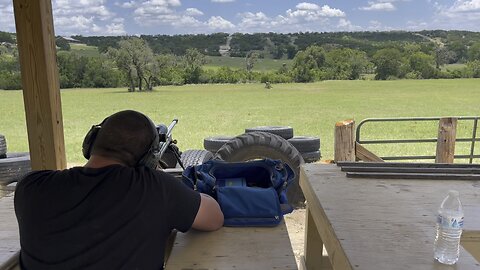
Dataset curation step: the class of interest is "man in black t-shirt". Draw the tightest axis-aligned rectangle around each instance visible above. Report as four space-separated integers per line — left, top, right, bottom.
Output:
14 110 224 270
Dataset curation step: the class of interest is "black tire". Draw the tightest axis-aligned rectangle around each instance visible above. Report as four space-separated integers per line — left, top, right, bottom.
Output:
0 134 6 158
180 150 214 168
203 136 235 153
245 126 294 140
215 131 305 207
301 151 321 163
287 136 320 153
0 152 31 185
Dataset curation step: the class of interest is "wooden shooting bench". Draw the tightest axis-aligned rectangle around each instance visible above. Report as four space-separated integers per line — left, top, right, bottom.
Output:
0 194 19 270
300 162 480 270
165 221 298 269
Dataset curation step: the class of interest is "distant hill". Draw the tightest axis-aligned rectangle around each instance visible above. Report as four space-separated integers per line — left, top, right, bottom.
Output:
2 30 480 61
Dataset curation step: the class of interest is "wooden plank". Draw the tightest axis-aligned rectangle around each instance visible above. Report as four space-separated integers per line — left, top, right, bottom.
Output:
13 0 66 170
346 172 480 180
436 117 457 164
165 221 298 270
0 196 20 270
334 120 355 162
337 161 480 169
301 163 480 269
355 142 384 162
341 166 480 174
304 208 327 270
300 167 353 270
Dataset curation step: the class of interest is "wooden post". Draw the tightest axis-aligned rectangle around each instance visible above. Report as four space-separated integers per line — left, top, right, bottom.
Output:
435 117 457 164
13 0 67 170
334 120 355 162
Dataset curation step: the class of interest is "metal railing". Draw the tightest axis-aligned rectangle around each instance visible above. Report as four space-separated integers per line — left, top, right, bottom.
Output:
356 117 480 163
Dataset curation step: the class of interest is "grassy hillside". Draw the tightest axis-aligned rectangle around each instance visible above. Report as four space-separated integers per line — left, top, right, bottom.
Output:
1 79 479 166
68 43 102 57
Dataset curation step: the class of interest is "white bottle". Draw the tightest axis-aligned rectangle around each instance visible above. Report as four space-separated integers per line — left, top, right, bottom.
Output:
433 190 464 265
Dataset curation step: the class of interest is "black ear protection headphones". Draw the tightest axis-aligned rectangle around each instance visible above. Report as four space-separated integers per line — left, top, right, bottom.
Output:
82 113 161 169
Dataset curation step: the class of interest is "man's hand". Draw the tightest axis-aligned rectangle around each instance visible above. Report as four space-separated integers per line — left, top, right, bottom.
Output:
191 193 224 231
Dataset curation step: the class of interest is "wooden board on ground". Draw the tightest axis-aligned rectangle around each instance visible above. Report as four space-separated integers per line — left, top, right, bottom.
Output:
0 195 20 270
165 221 298 270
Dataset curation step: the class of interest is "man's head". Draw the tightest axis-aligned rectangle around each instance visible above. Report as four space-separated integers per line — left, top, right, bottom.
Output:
82 110 160 167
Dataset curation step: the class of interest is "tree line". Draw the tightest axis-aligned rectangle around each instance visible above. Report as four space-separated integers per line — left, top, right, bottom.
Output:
1 31 480 90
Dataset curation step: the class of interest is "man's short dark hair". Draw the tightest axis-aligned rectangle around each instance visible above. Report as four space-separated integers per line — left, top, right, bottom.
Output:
91 110 155 166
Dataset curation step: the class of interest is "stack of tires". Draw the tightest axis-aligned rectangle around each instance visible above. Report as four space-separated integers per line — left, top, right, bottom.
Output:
0 134 31 186
204 126 321 163
203 126 321 207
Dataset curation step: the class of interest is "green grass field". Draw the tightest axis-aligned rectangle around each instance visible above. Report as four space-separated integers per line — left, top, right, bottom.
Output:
1 79 479 166
69 43 102 57
205 56 292 72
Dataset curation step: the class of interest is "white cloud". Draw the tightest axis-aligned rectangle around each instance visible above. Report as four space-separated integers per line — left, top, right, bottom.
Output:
337 18 362 31
118 1 137 8
133 0 182 26
442 0 480 14
296 2 320 10
435 0 480 29
211 0 235 2
366 20 394 31
360 2 397 11
185 8 204 16
55 15 95 33
53 0 114 20
236 4 347 33
207 16 235 30
286 4 345 21
172 16 203 28
0 2 15 32
238 12 270 28
105 22 127 35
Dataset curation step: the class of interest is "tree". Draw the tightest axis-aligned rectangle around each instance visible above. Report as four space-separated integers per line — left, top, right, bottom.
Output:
108 37 155 91
448 41 468 63
409 52 436 79
325 48 369 80
467 42 480 62
56 38 71 51
291 51 317 83
434 46 456 69
466 60 480 78
372 48 403 80
286 45 297 59
245 51 259 72
182 48 206 84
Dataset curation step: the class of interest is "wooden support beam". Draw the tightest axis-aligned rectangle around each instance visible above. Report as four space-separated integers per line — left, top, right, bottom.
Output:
13 0 66 170
334 120 355 163
355 142 384 162
435 117 457 164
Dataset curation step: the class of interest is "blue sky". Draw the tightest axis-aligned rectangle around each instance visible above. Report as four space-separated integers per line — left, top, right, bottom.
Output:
1 0 479 36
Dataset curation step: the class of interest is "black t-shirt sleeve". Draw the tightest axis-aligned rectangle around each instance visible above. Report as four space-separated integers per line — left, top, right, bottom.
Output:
160 172 201 232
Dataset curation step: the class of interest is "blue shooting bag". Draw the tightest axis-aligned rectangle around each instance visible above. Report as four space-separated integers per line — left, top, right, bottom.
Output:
182 159 295 227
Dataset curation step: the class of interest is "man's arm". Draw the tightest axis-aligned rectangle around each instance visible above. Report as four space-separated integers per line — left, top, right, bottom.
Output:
191 193 224 231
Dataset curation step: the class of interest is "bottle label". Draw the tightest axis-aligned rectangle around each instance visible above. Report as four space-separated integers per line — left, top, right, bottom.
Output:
437 214 464 229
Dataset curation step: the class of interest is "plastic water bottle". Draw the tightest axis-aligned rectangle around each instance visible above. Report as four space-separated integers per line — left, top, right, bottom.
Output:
433 190 464 265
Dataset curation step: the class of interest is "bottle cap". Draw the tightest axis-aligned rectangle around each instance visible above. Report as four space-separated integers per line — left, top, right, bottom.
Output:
448 190 459 197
